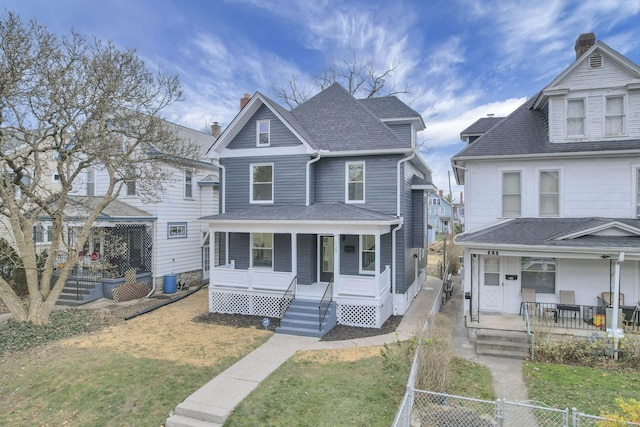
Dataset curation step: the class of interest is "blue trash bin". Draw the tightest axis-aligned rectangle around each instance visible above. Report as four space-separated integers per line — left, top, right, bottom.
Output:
163 274 177 294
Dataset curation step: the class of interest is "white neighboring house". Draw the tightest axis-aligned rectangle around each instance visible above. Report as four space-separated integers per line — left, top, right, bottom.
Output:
35 121 219 304
452 33 640 330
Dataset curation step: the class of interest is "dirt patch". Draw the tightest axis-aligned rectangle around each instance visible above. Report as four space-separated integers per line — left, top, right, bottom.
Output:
59 288 271 367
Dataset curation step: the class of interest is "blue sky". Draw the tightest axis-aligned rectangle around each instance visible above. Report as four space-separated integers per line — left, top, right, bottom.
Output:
4 0 640 196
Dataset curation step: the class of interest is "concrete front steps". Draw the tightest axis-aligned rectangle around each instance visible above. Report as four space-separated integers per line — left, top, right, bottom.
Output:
475 329 531 359
56 280 103 306
276 299 336 338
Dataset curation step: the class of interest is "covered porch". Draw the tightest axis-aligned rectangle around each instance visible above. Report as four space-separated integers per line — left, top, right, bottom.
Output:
202 203 400 328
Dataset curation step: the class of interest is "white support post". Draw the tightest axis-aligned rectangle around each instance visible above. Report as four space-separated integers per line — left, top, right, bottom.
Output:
291 233 297 278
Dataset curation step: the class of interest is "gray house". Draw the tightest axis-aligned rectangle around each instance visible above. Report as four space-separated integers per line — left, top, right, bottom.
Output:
202 83 435 336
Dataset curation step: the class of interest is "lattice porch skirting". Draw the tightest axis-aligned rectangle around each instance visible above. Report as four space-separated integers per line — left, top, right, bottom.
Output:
209 287 393 329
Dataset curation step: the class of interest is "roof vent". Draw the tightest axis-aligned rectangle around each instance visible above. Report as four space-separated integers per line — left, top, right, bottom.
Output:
588 54 603 68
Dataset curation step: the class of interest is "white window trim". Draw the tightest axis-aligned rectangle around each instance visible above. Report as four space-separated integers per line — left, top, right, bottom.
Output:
86 168 95 196
345 161 365 204
499 168 524 218
250 232 274 270
250 163 274 204
256 119 270 147
633 164 640 217
184 170 194 199
168 222 187 239
566 97 586 138
536 168 562 217
359 234 376 275
603 94 626 138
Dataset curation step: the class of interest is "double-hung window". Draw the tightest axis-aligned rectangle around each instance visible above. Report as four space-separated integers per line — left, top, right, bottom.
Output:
125 168 136 196
251 164 273 203
257 120 270 146
86 168 95 196
346 161 365 203
184 170 193 198
252 233 273 268
567 98 585 137
502 171 521 217
605 95 625 136
360 235 375 274
168 222 187 239
539 170 559 217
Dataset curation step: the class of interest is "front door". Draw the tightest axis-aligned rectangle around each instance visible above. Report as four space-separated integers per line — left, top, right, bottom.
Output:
480 256 504 312
320 236 334 282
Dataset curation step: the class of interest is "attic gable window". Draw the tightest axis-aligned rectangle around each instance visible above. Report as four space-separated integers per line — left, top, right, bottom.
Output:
256 120 270 146
605 95 625 136
566 98 585 137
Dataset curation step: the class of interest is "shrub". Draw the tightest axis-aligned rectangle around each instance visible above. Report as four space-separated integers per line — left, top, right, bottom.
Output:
381 336 417 375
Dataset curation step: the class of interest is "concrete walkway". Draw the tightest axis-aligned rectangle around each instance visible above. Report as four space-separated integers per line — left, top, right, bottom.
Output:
165 275 443 427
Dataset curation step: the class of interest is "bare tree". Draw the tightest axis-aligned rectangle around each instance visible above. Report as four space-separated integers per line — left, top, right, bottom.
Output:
0 13 199 324
275 48 410 107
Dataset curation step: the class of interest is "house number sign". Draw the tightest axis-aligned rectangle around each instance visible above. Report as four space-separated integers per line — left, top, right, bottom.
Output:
487 250 499 255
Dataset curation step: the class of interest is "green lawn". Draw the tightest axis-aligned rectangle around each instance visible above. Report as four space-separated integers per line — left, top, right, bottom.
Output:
524 362 640 415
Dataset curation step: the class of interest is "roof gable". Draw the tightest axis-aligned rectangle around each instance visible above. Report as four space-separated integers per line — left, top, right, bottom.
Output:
207 92 316 157
554 220 640 240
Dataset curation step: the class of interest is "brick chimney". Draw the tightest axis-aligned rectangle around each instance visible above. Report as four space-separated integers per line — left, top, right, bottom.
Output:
211 122 221 138
240 93 251 110
574 33 595 59
438 189 443 197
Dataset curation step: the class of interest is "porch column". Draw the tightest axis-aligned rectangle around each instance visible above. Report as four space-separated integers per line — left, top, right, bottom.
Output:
333 233 340 298
210 230 217 283
471 253 479 322
291 232 297 278
375 233 381 275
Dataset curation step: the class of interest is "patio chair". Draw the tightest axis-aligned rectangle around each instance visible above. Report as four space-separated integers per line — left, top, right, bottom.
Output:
556 290 580 323
601 292 625 307
520 288 537 315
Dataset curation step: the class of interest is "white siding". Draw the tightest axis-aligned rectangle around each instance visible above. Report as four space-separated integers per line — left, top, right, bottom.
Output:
465 156 639 230
555 54 633 91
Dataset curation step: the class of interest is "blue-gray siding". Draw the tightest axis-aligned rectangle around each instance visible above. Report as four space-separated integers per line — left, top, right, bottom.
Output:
387 123 412 144
229 232 250 269
315 155 401 215
340 235 359 275
412 190 425 248
222 155 309 211
215 232 227 266
274 233 291 272
227 104 302 149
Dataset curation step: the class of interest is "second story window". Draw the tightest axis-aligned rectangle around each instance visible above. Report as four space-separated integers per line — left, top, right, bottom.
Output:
251 163 273 203
567 98 585 137
539 170 559 217
125 168 136 196
257 120 270 146
86 168 95 196
605 95 625 136
184 170 193 198
502 171 521 217
346 161 365 203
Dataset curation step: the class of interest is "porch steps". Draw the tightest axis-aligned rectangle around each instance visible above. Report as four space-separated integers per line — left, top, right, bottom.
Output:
475 329 531 359
276 299 337 338
56 280 103 306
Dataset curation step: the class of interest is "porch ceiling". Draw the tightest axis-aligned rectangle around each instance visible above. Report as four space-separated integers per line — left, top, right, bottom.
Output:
455 217 640 256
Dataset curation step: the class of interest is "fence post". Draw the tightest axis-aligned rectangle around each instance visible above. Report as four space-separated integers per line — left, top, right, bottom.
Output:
495 398 503 426
571 407 577 427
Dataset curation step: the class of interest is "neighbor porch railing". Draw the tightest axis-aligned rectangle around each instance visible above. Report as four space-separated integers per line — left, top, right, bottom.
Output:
318 278 333 332
522 302 639 332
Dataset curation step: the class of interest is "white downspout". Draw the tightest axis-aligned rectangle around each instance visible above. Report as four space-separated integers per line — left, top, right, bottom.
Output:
145 220 156 297
391 152 416 314
218 163 226 214
306 153 321 206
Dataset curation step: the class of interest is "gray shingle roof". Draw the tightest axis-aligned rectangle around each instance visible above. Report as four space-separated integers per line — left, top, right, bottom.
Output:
39 197 156 221
259 93 318 149
453 95 640 160
358 96 422 120
200 202 399 223
460 117 504 136
291 83 410 151
455 217 640 250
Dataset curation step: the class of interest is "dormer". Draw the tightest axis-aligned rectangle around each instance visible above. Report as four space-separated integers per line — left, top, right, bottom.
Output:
534 33 640 144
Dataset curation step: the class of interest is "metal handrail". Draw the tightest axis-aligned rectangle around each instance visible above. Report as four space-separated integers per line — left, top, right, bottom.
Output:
318 278 333 332
522 303 535 361
279 275 297 318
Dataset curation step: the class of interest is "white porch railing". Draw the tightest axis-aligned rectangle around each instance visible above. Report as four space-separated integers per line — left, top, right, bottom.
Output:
212 263 391 300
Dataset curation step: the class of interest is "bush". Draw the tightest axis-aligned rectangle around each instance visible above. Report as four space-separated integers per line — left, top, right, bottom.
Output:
534 333 640 370
0 238 28 295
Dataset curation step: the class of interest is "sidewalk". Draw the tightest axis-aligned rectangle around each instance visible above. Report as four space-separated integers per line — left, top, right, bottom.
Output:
165 275 443 427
